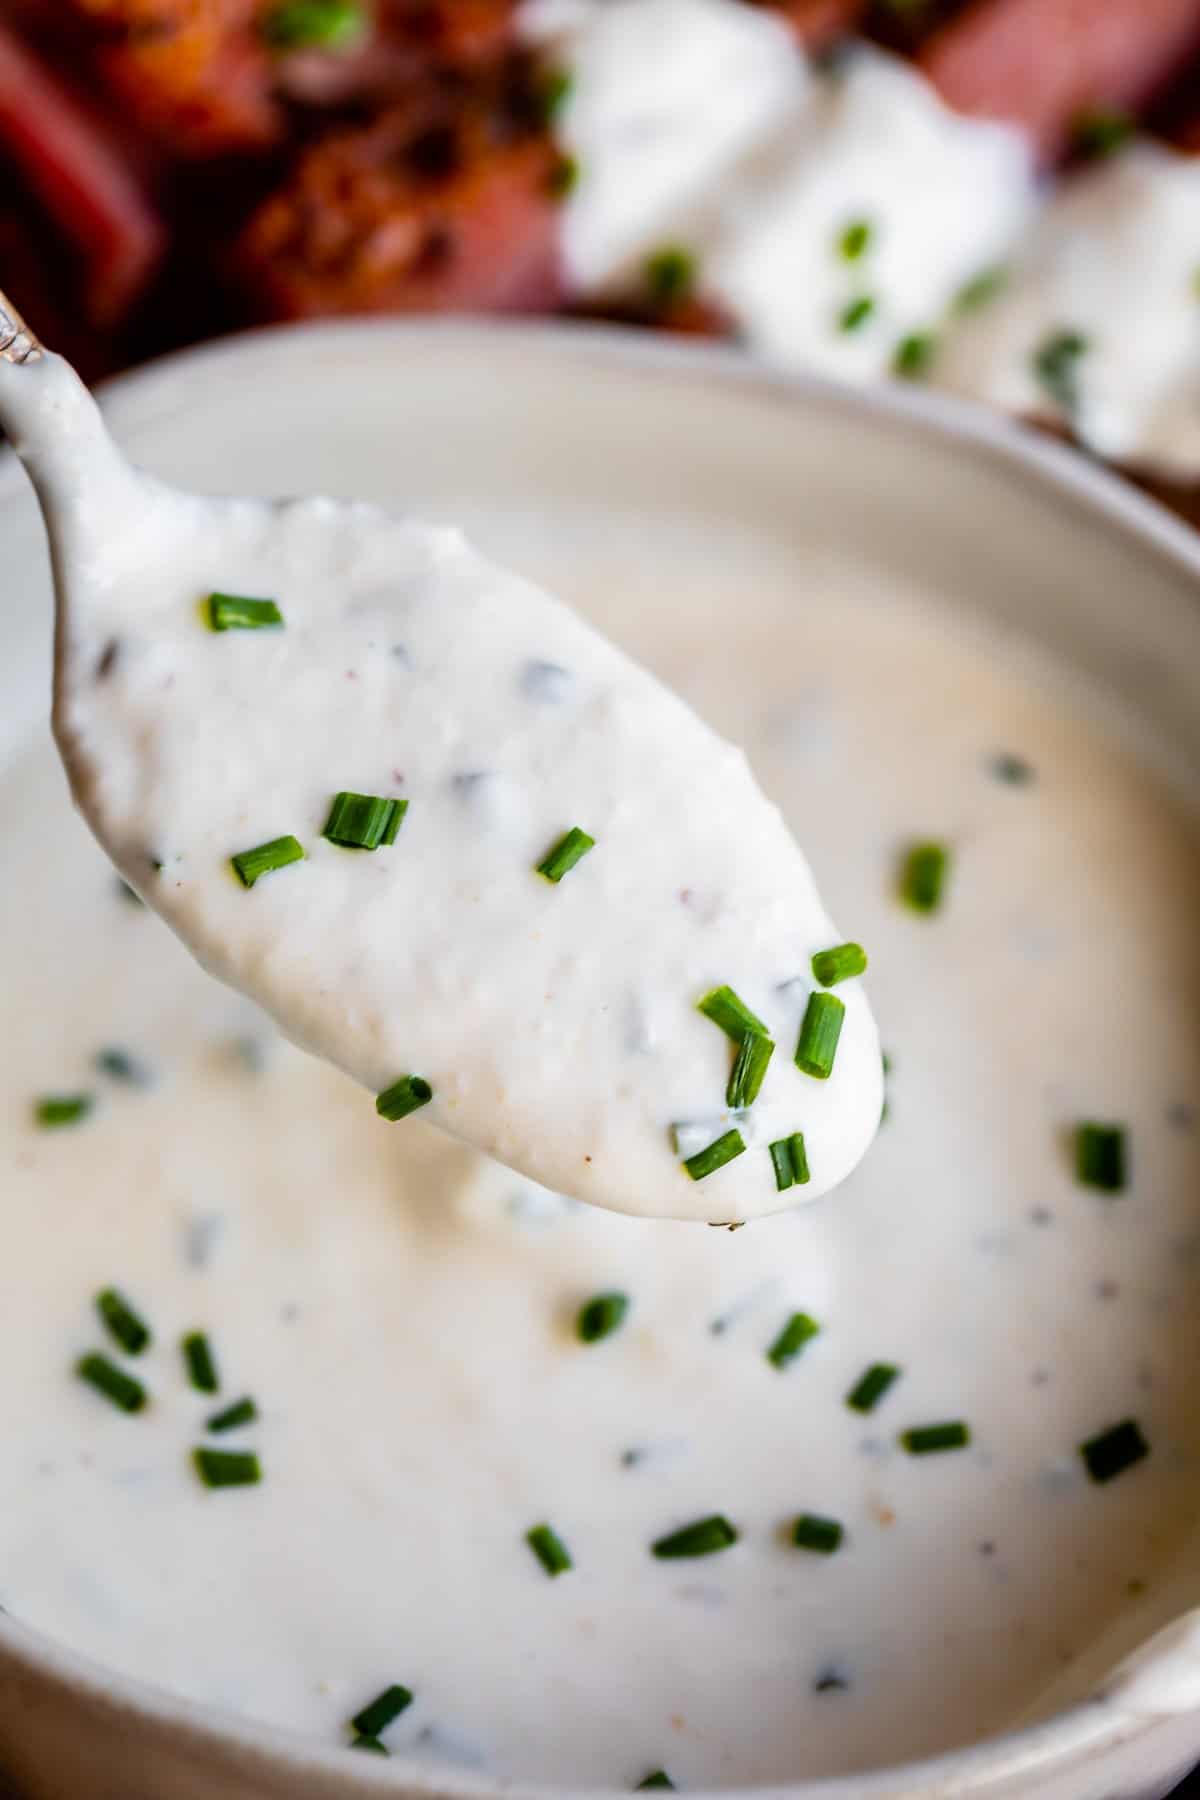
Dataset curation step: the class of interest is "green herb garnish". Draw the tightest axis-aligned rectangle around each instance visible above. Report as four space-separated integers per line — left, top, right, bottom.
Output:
899 840 949 913
231 836 305 888
767 1311 820 1370
76 1352 146 1414
35 1094 93 1128
682 1129 746 1182
322 791 407 851
837 218 873 262
97 1287 150 1356
182 1331 219 1394
768 1133 809 1192
726 1030 774 1109
697 986 769 1042
539 67 574 122
645 245 697 305
351 1737 389 1755
636 1773 675 1791
953 265 1008 314
838 295 875 333
548 153 580 198
193 1447 262 1488
794 992 844 1080
846 1362 900 1413
652 1515 738 1559
1072 107 1134 157
811 942 867 987
900 1421 970 1455
892 332 936 379
577 1292 629 1344
206 592 283 632
536 826 595 883
526 1522 573 1576
261 0 365 50
95 1047 151 1087
350 1684 414 1739
1079 1418 1148 1484
1075 1122 1126 1193
1032 328 1089 415
792 1512 843 1553
208 1396 257 1433
375 1075 433 1123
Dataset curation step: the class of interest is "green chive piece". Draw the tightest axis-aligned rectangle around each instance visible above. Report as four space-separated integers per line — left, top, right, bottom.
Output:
536 826 595 883
375 1075 433 1123
792 1512 844 1554
95 1047 151 1087
645 245 697 305
726 1030 774 1109
899 840 949 913
548 153 579 198
193 1447 262 1488
811 943 867 988
682 1129 746 1182
892 332 936 379
96 1288 151 1356
261 0 365 50
838 295 875 333
768 1133 810 1192
322 791 407 851
794 992 844 1080
34 1093 93 1129
207 1396 257 1434
540 67 573 123
76 1352 146 1414
697 986 769 1042
637 1774 675 1791
1079 1418 1148 1484
117 876 144 906
526 1523 573 1576
1032 328 1089 415
1072 107 1133 157
350 1684 414 1739
351 1737 389 1755
206 592 283 632
900 1421 970 1455
577 1292 630 1344
837 218 873 262
231 836 304 888
846 1362 900 1413
1075 1122 1126 1193
181 1331 219 1394
953 265 1008 315
651 1515 738 1559
767 1311 820 1370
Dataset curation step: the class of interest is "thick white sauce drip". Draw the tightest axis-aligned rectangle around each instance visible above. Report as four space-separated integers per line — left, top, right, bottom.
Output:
0 351 881 1224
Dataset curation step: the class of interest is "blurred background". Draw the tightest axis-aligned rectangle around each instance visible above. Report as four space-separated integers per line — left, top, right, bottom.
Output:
1 0 1198 524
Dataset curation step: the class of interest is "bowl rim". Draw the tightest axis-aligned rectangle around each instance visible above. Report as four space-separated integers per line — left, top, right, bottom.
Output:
1 315 1198 1800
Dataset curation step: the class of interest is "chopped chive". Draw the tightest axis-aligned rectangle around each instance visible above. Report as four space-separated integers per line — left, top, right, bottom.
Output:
794 992 844 1080
893 332 936 379
1075 1122 1126 1193
351 1737 389 1755
900 1421 970 1455
207 1396 257 1433
652 1515 738 1559
838 295 875 333
988 751 1035 785
768 1133 810 1193
526 1523 573 1576
181 1331 219 1394
1079 1418 1148 1484
351 1684 414 1739
116 877 144 906
645 245 697 305
1072 107 1133 157
261 0 365 50
637 1775 675 1791
697 986 769 1042
76 1352 146 1414
96 1288 150 1356
811 942 867 988
34 1093 93 1129
206 592 283 632
953 265 1008 314
577 1291 629 1344
94 1047 151 1087
322 791 407 851
375 1075 433 1122
548 153 579 198
1032 328 1089 415
899 840 949 913
682 1129 745 1182
792 1512 844 1554
726 1030 774 1109
539 67 573 123
230 835 304 888
837 217 873 262
846 1362 900 1413
193 1447 261 1488
536 826 595 883
767 1311 820 1370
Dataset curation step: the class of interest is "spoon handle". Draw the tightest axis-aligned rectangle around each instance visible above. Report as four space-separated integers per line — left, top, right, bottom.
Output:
0 289 43 365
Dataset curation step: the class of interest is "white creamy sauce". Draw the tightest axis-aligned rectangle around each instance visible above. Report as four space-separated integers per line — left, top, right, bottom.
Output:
934 142 1200 478
2 499 1200 1784
0 350 881 1224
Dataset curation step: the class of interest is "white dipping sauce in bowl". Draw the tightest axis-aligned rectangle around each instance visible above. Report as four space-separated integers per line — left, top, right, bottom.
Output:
1 325 1200 1797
